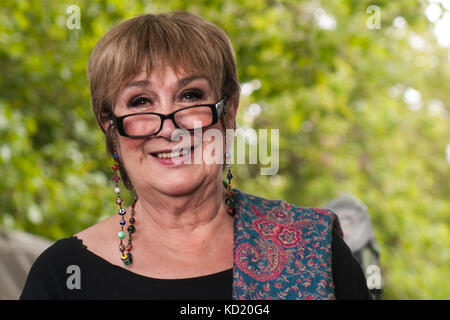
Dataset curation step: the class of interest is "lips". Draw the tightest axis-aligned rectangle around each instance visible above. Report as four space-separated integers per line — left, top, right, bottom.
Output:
150 145 198 159
154 148 190 159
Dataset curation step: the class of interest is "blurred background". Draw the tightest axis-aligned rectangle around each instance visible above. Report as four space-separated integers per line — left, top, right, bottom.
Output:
0 0 449 299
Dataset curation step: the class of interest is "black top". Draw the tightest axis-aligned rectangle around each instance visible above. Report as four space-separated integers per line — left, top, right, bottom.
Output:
20 229 372 300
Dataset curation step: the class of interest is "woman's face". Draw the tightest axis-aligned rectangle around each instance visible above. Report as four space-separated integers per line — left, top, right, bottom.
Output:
110 64 227 197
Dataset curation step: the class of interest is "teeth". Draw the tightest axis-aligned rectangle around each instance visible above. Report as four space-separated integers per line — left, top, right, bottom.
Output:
156 148 189 159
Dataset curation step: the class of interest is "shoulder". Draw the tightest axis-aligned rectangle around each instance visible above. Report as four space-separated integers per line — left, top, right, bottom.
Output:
20 237 83 299
73 216 110 249
232 187 343 238
30 237 83 268
20 215 115 300
331 228 373 299
73 214 117 265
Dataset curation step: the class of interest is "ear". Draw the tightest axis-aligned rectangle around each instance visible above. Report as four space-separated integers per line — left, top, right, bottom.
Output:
98 112 113 134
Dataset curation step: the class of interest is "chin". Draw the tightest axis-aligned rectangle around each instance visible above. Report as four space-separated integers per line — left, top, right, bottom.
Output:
129 156 221 196
151 169 205 195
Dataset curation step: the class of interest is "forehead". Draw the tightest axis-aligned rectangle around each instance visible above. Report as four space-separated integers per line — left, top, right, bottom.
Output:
123 65 211 90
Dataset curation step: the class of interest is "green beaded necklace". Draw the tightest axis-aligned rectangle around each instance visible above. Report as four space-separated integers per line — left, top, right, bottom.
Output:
112 137 136 266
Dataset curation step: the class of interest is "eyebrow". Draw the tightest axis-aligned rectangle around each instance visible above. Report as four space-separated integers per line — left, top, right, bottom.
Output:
124 75 209 90
124 80 150 88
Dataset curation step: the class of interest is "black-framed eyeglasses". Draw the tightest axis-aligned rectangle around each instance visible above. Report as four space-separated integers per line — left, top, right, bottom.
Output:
109 97 228 138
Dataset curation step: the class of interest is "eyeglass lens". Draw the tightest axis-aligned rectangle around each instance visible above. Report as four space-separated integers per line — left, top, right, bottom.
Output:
122 106 214 136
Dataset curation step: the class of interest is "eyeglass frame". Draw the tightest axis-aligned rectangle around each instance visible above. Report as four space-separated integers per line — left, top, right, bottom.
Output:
109 96 228 138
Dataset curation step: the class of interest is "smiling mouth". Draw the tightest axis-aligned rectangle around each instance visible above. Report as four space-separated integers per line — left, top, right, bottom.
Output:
150 145 197 159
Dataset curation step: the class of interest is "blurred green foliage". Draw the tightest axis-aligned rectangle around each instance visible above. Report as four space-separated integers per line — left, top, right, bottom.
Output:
0 0 449 299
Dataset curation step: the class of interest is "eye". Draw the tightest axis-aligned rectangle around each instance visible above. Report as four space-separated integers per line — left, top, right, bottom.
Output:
181 90 203 102
128 96 151 107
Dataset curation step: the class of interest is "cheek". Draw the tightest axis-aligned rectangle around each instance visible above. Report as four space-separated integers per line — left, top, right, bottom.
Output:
201 131 226 165
117 137 147 162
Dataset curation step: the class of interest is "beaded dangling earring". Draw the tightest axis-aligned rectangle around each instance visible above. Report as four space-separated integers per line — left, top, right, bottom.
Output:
224 151 235 216
111 122 137 266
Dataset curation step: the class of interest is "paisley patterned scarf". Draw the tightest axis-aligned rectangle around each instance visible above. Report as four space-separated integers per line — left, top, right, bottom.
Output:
231 188 343 300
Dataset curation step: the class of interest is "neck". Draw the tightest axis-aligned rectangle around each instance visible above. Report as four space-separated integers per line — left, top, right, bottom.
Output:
133 176 233 256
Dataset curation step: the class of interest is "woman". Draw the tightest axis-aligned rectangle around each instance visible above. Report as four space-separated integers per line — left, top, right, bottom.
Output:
20 11 371 300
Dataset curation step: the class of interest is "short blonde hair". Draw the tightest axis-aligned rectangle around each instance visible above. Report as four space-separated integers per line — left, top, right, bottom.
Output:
87 11 240 189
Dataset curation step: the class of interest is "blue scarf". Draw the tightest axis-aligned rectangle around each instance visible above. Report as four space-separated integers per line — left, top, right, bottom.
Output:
231 188 343 300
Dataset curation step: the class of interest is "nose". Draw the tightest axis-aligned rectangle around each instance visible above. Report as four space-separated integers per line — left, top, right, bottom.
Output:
154 113 178 140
